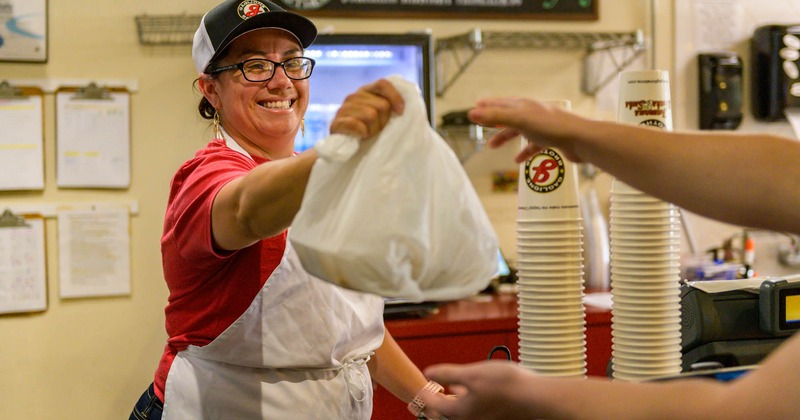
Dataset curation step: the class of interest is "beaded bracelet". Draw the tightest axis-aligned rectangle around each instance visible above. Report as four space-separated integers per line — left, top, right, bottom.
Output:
407 380 444 417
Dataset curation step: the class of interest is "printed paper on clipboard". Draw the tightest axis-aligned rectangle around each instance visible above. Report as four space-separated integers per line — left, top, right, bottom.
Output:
0 82 44 190
55 85 131 189
0 209 47 314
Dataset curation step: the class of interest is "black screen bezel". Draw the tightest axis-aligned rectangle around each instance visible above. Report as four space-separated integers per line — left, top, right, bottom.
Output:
307 33 436 128
778 287 800 331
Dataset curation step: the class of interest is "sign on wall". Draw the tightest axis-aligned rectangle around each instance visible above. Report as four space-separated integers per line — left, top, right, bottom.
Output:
274 0 598 20
0 0 47 62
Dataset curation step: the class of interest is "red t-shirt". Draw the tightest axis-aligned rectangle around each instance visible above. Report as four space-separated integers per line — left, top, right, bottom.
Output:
153 139 286 401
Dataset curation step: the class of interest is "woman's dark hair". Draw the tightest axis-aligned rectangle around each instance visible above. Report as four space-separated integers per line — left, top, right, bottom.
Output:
197 89 217 120
195 56 226 120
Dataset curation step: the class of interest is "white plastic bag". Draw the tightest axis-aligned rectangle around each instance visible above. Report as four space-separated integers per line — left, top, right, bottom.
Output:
289 76 499 301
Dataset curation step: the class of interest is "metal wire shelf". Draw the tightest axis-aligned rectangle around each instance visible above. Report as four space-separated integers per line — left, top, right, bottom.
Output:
435 28 646 96
438 124 500 163
135 14 202 45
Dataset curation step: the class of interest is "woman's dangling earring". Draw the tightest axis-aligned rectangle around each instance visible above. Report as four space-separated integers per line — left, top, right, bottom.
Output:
213 111 222 139
301 118 306 137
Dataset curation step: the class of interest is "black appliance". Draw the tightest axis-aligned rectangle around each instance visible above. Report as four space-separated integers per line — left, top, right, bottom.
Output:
680 282 788 372
698 52 743 130
751 24 800 121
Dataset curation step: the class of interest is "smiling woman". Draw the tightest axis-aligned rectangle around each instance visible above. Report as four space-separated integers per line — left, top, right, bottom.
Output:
128 1 441 419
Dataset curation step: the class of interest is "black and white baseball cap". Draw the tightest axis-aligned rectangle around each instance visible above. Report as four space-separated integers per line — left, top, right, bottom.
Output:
192 0 317 74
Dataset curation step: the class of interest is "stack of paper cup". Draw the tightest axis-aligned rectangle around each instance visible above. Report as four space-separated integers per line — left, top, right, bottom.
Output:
610 70 682 381
516 101 587 378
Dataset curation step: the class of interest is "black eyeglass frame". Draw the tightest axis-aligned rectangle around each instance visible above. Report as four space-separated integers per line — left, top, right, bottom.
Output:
208 57 316 82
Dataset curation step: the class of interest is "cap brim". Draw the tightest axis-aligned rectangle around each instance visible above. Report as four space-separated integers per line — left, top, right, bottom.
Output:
207 12 317 72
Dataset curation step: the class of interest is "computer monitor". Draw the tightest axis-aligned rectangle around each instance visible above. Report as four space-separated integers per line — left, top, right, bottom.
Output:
296 32 435 152
497 249 511 277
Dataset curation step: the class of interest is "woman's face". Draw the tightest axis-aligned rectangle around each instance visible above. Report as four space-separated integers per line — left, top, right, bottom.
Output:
204 28 309 158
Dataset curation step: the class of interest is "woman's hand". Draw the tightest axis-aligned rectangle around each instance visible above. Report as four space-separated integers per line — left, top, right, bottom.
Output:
329 78 405 140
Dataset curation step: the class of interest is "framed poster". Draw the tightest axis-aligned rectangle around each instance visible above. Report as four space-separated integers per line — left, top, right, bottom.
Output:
274 0 597 20
0 0 47 62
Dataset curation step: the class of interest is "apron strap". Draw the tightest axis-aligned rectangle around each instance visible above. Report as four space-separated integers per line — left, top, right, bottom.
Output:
339 352 373 403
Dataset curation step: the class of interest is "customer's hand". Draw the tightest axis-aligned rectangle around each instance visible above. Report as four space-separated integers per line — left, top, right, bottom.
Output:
422 393 457 420
421 361 541 420
330 78 405 140
468 97 589 164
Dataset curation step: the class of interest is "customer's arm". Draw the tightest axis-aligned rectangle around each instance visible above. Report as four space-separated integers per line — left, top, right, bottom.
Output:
423 332 800 420
469 97 800 234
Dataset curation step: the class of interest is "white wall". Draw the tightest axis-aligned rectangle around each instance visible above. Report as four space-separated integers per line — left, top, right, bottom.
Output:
5 1 789 418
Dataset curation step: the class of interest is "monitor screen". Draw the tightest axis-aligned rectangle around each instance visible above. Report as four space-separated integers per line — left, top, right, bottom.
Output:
296 33 435 153
780 287 800 330
497 249 511 277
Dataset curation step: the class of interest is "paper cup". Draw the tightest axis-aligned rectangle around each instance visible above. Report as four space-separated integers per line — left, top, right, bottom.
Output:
611 321 681 334
609 245 681 254
518 218 584 223
518 306 586 316
612 336 681 348
516 262 585 272
519 352 585 363
517 101 579 220
609 232 681 243
610 267 681 277
520 340 587 350
518 313 585 323
612 363 681 376
609 210 681 219
518 148 581 220
609 224 682 234
524 361 587 372
617 70 673 129
610 282 681 292
518 332 586 343
611 218 682 227
516 272 585 280
611 304 682 316
612 355 683 368
517 282 585 290
612 304 680 315
611 328 681 343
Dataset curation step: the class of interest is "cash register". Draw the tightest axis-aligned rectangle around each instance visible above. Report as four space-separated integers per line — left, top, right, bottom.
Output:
680 275 800 372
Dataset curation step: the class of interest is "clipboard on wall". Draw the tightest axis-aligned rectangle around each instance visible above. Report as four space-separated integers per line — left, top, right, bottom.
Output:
55 83 131 189
0 209 47 314
0 81 45 191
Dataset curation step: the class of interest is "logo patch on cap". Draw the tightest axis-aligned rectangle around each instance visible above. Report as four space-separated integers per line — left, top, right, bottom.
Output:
237 0 270 20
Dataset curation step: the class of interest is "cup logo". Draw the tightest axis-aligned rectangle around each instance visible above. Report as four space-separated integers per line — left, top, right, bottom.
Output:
238 0 269 19
624 100 669 117
524 149 565 193
641 119 666 129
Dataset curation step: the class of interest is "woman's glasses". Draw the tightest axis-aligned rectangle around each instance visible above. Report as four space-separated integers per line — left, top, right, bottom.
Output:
209 57 315 82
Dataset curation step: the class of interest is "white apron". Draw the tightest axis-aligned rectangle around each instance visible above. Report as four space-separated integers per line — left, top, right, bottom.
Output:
162 134 386 419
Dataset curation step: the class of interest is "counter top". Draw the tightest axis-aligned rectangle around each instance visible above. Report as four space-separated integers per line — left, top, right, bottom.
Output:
386 291 612 339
